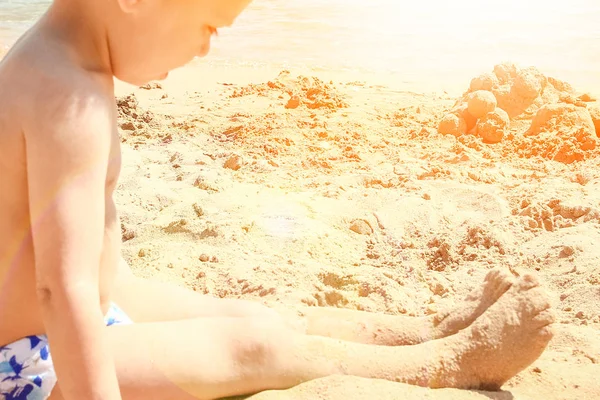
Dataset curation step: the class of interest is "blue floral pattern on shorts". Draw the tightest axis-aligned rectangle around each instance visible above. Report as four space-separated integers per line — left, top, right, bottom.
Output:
0 304 132 399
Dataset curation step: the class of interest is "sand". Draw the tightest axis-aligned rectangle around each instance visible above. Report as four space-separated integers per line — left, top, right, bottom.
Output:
113 62 600 400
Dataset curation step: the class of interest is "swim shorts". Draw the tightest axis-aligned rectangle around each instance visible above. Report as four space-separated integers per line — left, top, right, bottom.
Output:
0 303 132 399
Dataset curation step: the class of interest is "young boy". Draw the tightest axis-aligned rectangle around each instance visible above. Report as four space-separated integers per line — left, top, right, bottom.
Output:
0 0 554 399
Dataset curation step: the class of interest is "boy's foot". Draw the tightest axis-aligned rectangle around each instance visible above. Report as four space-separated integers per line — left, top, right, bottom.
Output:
431 268 515 336
421 273 554 390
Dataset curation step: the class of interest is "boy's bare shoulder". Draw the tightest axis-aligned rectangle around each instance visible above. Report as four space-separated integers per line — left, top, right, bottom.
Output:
0 35 115 142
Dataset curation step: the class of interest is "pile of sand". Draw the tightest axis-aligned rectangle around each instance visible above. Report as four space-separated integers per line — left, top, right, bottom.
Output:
518 103 598 163
116 94 169 144
229 70 349 110
438 63 600 163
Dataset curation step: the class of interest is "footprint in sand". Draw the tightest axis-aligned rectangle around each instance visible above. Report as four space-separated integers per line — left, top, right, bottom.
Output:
435 183 510 223
375 184 509 240
520 224 600 263
253 195 330 240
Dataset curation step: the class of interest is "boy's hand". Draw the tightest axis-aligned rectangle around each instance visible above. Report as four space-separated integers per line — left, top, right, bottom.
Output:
25 79 121 400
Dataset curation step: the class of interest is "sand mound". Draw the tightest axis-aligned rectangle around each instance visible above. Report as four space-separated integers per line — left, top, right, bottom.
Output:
438 113 467 136
229 70 349 110
514 104 598 163
527 104 595 136
468 90 497 119
437 63 600 163
117 94 156 130
476 108 510 144
116 94 169 144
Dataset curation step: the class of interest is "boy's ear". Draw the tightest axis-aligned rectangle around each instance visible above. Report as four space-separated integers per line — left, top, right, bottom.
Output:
115 0 144 13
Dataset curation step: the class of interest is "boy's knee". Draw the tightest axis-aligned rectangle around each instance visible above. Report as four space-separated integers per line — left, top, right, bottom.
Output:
229 317 294 370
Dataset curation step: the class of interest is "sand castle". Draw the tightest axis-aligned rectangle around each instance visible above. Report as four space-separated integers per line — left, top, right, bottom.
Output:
438 63 599 163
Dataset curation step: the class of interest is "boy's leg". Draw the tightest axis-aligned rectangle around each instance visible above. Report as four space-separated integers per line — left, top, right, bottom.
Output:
115 261 514 345
278 268 514 345
50 275 553 400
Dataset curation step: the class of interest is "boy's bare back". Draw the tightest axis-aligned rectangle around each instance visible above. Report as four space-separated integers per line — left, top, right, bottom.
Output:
0 27 122 346
0 23 126 399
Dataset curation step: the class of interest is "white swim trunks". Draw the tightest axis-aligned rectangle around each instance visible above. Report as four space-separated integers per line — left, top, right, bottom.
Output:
0 303 132 400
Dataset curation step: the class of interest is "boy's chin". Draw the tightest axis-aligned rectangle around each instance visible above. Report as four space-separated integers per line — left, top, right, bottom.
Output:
118 72 169 87
141 72 169 84
146 72 169 83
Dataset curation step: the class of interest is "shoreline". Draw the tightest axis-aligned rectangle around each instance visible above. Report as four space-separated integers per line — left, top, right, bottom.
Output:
2 34 599 96
116 58 600 100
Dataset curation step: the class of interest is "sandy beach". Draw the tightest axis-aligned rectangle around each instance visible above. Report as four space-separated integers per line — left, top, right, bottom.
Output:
0 0 598 398
110 61 600 399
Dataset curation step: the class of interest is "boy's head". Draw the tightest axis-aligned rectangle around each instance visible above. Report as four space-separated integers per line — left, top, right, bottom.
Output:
78 0 253 85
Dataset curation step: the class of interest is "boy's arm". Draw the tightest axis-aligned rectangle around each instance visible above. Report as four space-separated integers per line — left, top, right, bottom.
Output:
25 90 121 400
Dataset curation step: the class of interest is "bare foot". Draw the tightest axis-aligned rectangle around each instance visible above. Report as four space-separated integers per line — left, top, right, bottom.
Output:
431 268 515 337
419 273 554 390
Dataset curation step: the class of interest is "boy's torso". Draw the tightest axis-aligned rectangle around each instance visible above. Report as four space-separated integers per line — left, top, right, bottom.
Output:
0 30 122 346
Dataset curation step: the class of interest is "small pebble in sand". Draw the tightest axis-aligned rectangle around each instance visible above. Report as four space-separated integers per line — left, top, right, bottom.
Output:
199 254 210 262
559 246 576 258
349 219 373 235
210 256 219 263
285 95 301 109
167 263 174 269
224 155 243 171
140 82 163 90
468 90 497 118
438 113 467 136
121 223 136 242
193 203 205 218
476 108 510 144
120 121 136 131
469 73 499 92
138 249 146 257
